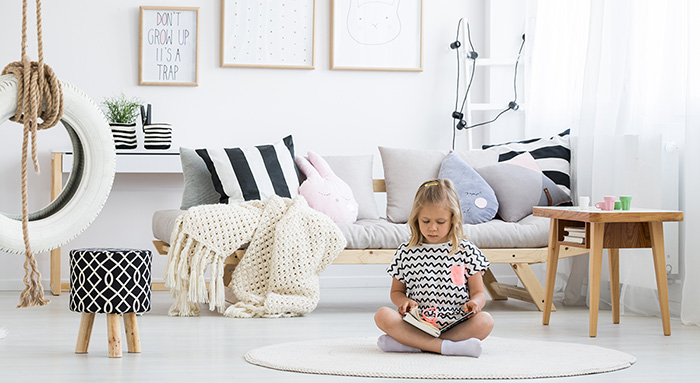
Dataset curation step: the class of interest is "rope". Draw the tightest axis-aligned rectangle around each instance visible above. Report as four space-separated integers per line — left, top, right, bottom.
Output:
2 0 64 308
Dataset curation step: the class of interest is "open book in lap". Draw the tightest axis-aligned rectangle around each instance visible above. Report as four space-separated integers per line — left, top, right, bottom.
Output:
403 307 473 337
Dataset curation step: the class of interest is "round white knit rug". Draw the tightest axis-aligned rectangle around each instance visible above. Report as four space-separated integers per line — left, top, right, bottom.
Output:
245 337 636 379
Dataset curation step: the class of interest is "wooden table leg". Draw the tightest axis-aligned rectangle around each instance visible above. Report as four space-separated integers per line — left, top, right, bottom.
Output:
609 248 620 324
588 222 605 337
542 218 561 325
649 221 671 336
50 152 63 296
107 314 122 358
123 313 141 353
75 313 95 354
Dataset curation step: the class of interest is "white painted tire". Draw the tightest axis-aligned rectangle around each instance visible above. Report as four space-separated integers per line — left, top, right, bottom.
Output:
0 74 115 254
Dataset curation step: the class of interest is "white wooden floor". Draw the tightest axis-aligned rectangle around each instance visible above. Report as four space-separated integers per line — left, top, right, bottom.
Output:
1 288 698 382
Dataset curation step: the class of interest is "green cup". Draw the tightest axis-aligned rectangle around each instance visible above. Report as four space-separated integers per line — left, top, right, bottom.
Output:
620 196 632 210
614 201 622 210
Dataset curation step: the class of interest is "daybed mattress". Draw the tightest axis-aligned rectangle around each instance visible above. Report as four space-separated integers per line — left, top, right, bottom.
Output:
152 210 550 250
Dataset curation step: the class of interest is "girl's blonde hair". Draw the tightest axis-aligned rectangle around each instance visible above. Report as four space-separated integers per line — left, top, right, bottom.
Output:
407 179 464 254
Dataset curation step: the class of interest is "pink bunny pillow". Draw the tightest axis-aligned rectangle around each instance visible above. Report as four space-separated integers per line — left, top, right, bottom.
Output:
296 151 359 223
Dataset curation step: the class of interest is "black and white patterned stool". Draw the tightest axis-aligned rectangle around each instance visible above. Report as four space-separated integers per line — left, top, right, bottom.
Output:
69 248 152 358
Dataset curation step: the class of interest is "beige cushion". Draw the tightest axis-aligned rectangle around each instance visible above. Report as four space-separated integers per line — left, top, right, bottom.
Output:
379 147 498 223
323 155 380 220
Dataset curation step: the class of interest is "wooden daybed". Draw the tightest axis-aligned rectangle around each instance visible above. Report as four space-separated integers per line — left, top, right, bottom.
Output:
152 179 588 312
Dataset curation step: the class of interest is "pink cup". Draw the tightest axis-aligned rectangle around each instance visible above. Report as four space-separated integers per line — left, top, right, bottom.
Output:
595 196 616 211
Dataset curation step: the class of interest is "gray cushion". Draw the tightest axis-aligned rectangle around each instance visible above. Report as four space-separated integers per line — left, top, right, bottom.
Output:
323 155 380 220
334 216 550 249
476 163 571 222
152 209 186 244
179 147 220 210
439 151 498 224
379 147 498 223
153 210 550 250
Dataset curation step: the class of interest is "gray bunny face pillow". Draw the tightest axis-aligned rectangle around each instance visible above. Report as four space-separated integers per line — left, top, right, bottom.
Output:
296 151 359 223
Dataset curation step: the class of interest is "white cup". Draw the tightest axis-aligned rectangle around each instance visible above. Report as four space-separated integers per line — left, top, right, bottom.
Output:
578 196 590 209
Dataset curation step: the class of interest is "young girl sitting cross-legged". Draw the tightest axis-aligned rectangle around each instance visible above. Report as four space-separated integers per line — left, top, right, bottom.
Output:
374 178 494 357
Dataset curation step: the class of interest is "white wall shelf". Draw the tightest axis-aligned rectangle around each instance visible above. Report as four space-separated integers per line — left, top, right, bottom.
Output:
59 150 182 174
48 150 182 295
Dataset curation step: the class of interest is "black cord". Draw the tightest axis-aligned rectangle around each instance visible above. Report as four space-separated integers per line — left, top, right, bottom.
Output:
458 22 476 116
464 108 511 130
512 35 525 104
452 18 463 150
451 24 526 140
464 35 525 129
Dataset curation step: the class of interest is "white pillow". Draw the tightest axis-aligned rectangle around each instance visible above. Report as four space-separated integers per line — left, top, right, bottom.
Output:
323 155 380 220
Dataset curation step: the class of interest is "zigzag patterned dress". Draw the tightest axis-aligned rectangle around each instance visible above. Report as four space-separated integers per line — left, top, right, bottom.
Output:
387 239 490 329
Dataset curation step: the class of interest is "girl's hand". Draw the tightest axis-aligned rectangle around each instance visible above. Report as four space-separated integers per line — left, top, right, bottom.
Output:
463 300 480 317
398 299 418 316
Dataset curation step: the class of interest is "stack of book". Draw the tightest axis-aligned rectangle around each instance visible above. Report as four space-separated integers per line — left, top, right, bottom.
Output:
563 226 586 244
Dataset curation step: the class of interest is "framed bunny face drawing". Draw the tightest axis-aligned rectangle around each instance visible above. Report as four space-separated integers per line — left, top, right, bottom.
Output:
330 0 423 71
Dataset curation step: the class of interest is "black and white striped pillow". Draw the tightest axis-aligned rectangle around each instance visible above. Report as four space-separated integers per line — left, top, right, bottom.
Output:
482 129 571 196
195 135 299 204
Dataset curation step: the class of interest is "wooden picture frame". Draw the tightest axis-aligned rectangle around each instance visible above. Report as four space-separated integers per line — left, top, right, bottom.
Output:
220 0 316 69
139 6 199 86
330 0 423 71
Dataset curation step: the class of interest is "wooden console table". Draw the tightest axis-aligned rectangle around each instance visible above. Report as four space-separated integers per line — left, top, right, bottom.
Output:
50 150 181 295
533 206 683 337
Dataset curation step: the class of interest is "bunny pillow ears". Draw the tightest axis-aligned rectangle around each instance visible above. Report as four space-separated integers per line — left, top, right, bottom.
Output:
296 152 359 224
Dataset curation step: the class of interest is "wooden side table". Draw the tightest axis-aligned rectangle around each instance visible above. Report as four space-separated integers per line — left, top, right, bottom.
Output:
533 206 683 337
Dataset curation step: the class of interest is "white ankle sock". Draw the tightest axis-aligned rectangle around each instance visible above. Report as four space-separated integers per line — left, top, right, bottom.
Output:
377 334 421 353
440 338 482 357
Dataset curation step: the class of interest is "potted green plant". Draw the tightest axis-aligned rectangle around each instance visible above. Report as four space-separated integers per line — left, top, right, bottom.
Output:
102 93 141 149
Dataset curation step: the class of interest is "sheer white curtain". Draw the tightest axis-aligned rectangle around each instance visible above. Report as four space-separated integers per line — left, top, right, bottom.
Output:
526 0 698 322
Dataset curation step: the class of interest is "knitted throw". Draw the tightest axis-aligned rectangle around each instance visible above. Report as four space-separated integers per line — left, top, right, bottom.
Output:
165 195 346 317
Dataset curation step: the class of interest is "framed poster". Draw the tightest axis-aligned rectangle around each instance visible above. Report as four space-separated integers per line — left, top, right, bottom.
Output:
139 6 199 86
220 0 316 69
331 0 423 71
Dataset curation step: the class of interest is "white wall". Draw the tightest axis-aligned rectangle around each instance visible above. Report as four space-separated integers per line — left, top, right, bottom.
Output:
0 0 493 289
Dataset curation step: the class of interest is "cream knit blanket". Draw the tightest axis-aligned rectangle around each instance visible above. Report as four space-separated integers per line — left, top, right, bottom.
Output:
164 195 346 317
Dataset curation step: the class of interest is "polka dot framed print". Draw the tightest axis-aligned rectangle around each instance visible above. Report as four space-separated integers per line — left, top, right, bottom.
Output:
220 0 316 69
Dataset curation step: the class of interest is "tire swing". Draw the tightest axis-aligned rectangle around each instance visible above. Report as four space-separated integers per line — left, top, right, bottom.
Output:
1 0 115 308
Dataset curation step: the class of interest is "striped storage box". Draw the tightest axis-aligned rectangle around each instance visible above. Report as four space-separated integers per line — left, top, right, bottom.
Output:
110 123 137 150
143 123 172 150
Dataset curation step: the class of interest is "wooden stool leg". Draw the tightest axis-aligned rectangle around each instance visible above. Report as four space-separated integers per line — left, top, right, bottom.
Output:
123 313 141 353
107 314 122 358
75 313 95 354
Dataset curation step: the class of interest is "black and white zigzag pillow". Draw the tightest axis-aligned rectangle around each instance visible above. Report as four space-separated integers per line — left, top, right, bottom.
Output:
196 135 299 204
482 129 571 196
